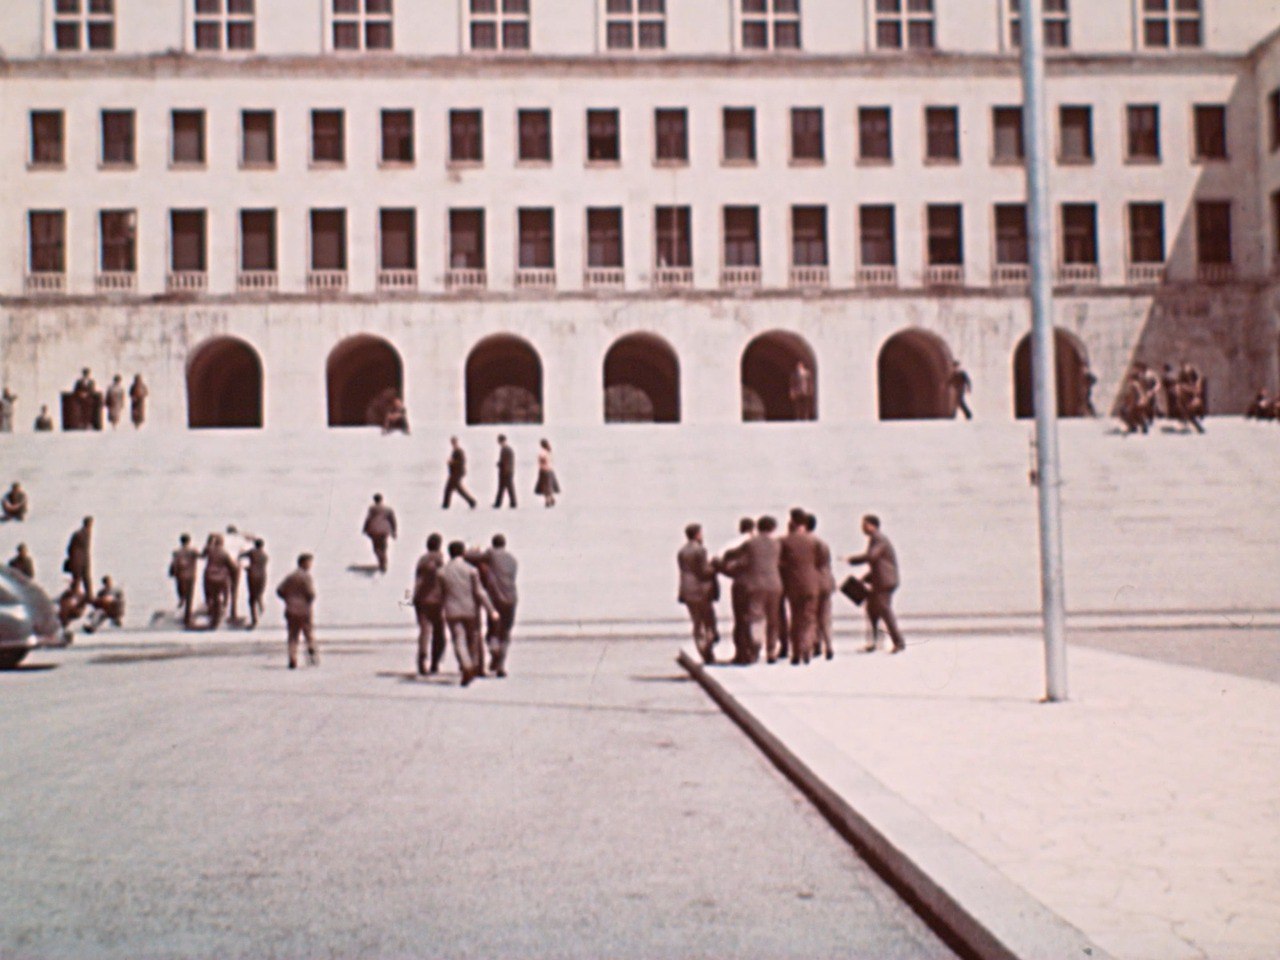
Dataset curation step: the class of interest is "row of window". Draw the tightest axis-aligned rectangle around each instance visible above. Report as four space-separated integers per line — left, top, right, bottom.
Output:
21 199 1242 295
24 101 1235 172
49 0 1206 54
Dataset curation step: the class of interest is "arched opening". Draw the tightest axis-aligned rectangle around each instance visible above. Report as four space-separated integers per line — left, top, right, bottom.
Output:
1013 329 1089 418
741 331 818 422
465 334 543 425
603 333 681 423
326 335 404 427
877 329 955 420
187 336 263 429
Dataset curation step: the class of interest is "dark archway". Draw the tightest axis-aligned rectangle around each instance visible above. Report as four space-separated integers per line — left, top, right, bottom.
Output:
1014 329 1089 418
741 331 818 422
603 333 681 423
466 334 543 425
326 335 404 427
878 329 955 420
187 336 263 428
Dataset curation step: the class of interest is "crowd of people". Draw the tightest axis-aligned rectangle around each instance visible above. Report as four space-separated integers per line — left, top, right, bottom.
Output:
442 435 559 510
0 371 147 433
1245 389 1280 422
678 509 905 666
1119 361 1207 435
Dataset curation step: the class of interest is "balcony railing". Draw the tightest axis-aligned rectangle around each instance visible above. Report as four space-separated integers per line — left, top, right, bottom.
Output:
1198 263 1235 284
307 270 348 293
24 273 66 295
446 268 487 291
653 266 694 290
378 269 418 291
515 268 556 290
1058 263 1100 285
992 263 1030 286
856 265 897 288
584 267 625 290
166 271 208 293
923 264 964 287
790 265 829 289
1127 262 1165 286
95 271 136 293
237 270 278 292
721 265 761 289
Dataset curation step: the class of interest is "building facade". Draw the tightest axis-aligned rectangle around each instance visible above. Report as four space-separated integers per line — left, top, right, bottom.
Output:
2 0 1280 430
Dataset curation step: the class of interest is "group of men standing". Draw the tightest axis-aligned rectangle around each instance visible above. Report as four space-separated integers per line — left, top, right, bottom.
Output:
678 510 905 666
168 528 269 630
1121 361 1206 435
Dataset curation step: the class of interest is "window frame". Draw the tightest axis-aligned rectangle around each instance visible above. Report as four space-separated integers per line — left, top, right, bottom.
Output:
449 109 485 165
52 0 116 52
872 0 935 52
923 105 960 164
169 208 208 273
721 107 757 165
1141 0 1202 49
1124 103 1161 164
738 0 802 53
310 109 347 167
192 0 257 53
99 108 136 168
28 209 67 275
29 110 66 168
1126 201 1165 266
603 0 667 51
308 208 349 272
654 108 689 165
991 106 1025 165
859 204 897 268
467 0 531 52
170 109 208 168
517 207 556 270
857 106 893 165
722 205 762 269
378 207 418 271
789 107 824 164
517 108 553 164
586 108 621 165
586 207 624 269
379 108 415 166
240 109 277 168
1057 104 1094 165
1191 104 1228 162
98 208 138 274
448 208 487 270
238 208 278 272
330 0 395 52
1059 202 1098 266
1007 0 1070 51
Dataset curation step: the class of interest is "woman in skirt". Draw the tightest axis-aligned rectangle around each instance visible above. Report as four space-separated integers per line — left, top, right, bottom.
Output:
534 438 559 507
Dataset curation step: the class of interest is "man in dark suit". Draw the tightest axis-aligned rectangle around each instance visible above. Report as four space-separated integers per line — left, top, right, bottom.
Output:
362 493 398 573
442 436 477 509
168 533 199 629
677 524 718 664
716 517 757 664
806 513 837 660
472 534 519 677
725 515 783 664
846 514 905 654
412 533 446 676
241 539 269 629
779 508 823 665
493 435 517 508
277 553 318 669
65 516 93 596
2 483 28 522
201 533 238 629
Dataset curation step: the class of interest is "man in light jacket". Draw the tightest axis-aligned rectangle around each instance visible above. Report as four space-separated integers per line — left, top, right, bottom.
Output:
440 540 496 686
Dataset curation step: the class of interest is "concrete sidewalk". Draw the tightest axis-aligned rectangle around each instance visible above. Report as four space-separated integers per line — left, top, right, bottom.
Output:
680 635 1280 960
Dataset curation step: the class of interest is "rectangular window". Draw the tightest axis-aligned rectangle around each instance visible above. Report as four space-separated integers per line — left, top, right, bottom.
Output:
926 204 963 265
1058 105 1093 163
380 109 414 163
240 209 277 270
741 0 801 51
1193 104 1227 160
654 108 688 163
170 210 207 272
1270 90 1280 153
310 209 347 270
241 110 275 165
858 107 892 162
379 208 416 270
469 0 530 50
101 109 135 166
54 0 115 50
311 109 345 164
1061 203 1097 264
449 209 485 268
333 0 394 51
992 106 1024 162
1126 104 1160 161
194 0 256 51
1128 203 1164 264
791 206 827 267
587 207 623 268
860 205 896 266
723 108 756 163
30 111 65 166
605 0 666 50
518 208 554 268
171 110 206 165
1196 201 1231 265
723 206 760 267
655 206 692 268
518 109 551 162
1009 0 1069 49
924 106 959 162
790 107 824 162
874 0 935 50
450 110 483 163
1142 0 1201 48
995 204 1028 264
587 109 620 162
99 209 136 272
28 211 66 273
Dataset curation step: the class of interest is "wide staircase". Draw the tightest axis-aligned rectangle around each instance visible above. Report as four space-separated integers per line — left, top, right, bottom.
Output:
2 417 1277 635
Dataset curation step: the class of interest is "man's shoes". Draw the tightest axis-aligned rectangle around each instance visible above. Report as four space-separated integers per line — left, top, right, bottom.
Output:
306 649 319 666
460 668 476 687
495 668 507 678
417 658 428 677
859 643 877 654
288 659 297 670
825 649 834 661
891 644 906 655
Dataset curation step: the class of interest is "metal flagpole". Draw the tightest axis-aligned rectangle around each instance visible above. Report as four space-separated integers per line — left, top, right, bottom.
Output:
1018 0 1068 701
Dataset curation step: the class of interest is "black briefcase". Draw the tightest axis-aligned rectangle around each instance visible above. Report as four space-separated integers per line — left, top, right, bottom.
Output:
840 575 868 607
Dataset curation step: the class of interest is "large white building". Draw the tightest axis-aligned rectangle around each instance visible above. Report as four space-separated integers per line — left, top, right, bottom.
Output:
2 0 1280 430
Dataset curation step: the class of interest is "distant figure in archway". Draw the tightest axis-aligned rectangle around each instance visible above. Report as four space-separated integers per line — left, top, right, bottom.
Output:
789 361 815 421
741 332 818 422
949 360 973 420
1081 365 1098 417
327 335 403 428
878 330 955 420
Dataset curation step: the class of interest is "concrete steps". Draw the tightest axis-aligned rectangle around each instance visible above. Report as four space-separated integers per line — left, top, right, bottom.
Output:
1 418 1277 632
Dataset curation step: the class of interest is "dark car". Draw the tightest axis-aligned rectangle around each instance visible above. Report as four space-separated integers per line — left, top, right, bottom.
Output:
0 567 65 669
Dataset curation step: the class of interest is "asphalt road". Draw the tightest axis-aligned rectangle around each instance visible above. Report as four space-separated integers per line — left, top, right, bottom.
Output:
0 638 956 960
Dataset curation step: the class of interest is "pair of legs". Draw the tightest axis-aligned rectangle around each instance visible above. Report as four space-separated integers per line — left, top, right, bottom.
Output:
69 565 91 597
486 601 517 676
246 576 266 628
865 588 906 653
415 603 446 675
730 582 755 664
748 588 783 663
175 577 195 628
443 478 477 509
814 591 834 660
684 599 718 664
447 616 484 685
494 475 517 508
369 534 390 573
786 593 818 665
286 613 318 668
204 580 229 628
